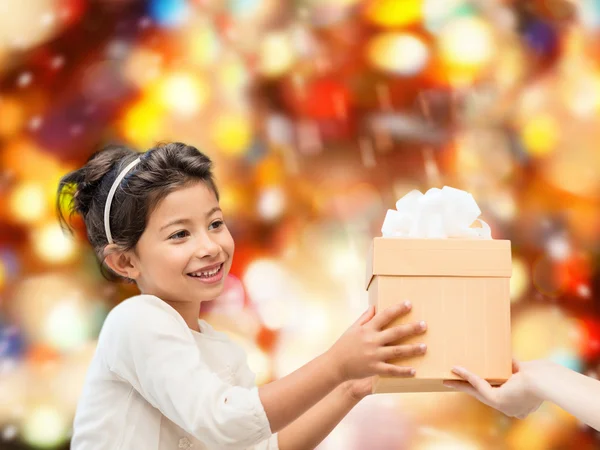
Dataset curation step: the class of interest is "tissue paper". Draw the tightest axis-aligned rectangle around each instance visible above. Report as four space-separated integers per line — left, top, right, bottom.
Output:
381 186 491 239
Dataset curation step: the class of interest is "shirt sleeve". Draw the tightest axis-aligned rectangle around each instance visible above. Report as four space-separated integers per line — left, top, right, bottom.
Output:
100 296 273 450
232 344 279 450
248 434 279 450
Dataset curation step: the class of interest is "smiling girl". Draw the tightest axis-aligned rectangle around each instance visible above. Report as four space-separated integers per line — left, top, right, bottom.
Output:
57 142 427 450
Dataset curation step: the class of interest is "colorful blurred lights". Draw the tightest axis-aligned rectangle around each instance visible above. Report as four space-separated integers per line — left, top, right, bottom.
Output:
2 425 18 441
549 349 583 373
423 0 472 33
580 0 600 30
22 406 68 448
211 113 253 156
413 433 480 450
510 258 529 303
258 32 296 77
0 262 5 290
0 97 25 137
121 98 164 148
32 222 77 264
188 26 220 67
228 0 264 19
218 57 250 96
243 259 295 329
547 235 571 261
438 17 495 79
43 300 91 352
367 32 429 76
157 73 210 117
512 306 582 361
123 48 163 88
257 187 286 221
10 182 47 224
245 344 271 386
364 0 422 28
149 0 189 27
521 114 559 156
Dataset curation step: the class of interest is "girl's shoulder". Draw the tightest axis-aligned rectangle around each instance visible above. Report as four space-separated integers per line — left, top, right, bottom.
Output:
196 319 234 342
100 294 189 339
110 293 181 319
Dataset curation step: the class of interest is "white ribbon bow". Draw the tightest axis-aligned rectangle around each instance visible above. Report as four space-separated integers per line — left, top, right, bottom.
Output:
381 186 492 239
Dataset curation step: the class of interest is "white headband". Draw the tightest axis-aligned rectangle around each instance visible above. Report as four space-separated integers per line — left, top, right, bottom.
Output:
104 157 142 244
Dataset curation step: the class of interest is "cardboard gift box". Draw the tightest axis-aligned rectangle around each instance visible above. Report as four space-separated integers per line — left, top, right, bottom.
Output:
365 237 513 393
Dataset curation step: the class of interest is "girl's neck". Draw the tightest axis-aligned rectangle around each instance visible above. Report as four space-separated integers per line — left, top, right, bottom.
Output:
162 298 202 333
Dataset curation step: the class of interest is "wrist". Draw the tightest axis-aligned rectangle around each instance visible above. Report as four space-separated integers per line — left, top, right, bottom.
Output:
322 348 347 386
340 380 365 404
520 359 556 399
324 347 348 384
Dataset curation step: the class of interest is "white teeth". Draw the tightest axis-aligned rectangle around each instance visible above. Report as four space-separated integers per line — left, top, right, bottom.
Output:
190 264 221 278
201 267 219 276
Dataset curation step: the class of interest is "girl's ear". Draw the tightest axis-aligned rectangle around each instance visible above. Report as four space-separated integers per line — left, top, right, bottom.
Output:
103 244 140 280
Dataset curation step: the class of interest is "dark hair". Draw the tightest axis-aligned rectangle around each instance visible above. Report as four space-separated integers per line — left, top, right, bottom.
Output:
57 142 219 282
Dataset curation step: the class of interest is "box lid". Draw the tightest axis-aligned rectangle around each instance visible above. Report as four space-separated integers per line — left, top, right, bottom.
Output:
365 238 512 290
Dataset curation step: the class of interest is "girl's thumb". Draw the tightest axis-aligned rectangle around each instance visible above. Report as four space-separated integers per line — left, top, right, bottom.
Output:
355 305 376 326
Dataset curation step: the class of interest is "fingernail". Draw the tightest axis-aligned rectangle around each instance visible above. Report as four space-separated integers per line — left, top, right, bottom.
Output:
419 321 427 330
410 368 416 376
419 344 427 352
443 382 454 388
403 300 411 308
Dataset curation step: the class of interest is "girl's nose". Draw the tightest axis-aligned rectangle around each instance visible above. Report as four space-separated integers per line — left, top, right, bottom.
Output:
196 234 220 258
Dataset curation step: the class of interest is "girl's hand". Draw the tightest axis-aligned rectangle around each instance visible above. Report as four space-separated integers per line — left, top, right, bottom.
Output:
328 302 427 382
444 360 544 419
342 377 375 402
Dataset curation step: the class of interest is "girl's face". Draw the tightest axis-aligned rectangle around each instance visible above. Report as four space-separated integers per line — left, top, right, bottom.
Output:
131 182 234 304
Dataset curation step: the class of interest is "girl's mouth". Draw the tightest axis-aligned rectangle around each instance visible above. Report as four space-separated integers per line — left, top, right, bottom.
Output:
187 263 224 284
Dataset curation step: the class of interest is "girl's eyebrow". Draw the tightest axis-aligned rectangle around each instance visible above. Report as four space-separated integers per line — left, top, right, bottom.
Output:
206 206 222 217
159 207 222 232
159 218 191 232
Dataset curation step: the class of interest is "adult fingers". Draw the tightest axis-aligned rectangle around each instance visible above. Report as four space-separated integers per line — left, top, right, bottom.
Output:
451 366 496 404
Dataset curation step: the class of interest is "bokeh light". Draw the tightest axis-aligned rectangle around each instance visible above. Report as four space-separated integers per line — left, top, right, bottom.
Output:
520 114 559 156
21 406 69 449
43 300 93 352
438 16 496 82
121 97 165 148
364 0 422 28
243 259 299 329
257 31 296 77
10 274 96 349
0 0 62 52
512 306 582 361
155 72 210 117
123 47 163 88
367 32 430 76
423 0 472 33
210 112 253 156
257 186 286 221
217 54 250 98
187 25 220 67
0 97 25 137
510 258 529 303
32 222 78 264
149 0 189 27
0 261 6 290
10 183 48 225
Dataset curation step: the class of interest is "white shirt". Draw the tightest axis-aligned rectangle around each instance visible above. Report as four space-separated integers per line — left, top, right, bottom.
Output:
71 294 279 450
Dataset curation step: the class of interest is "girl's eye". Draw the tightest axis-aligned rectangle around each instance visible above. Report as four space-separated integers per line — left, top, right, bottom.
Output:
209 220 224 230
169 230 190 240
